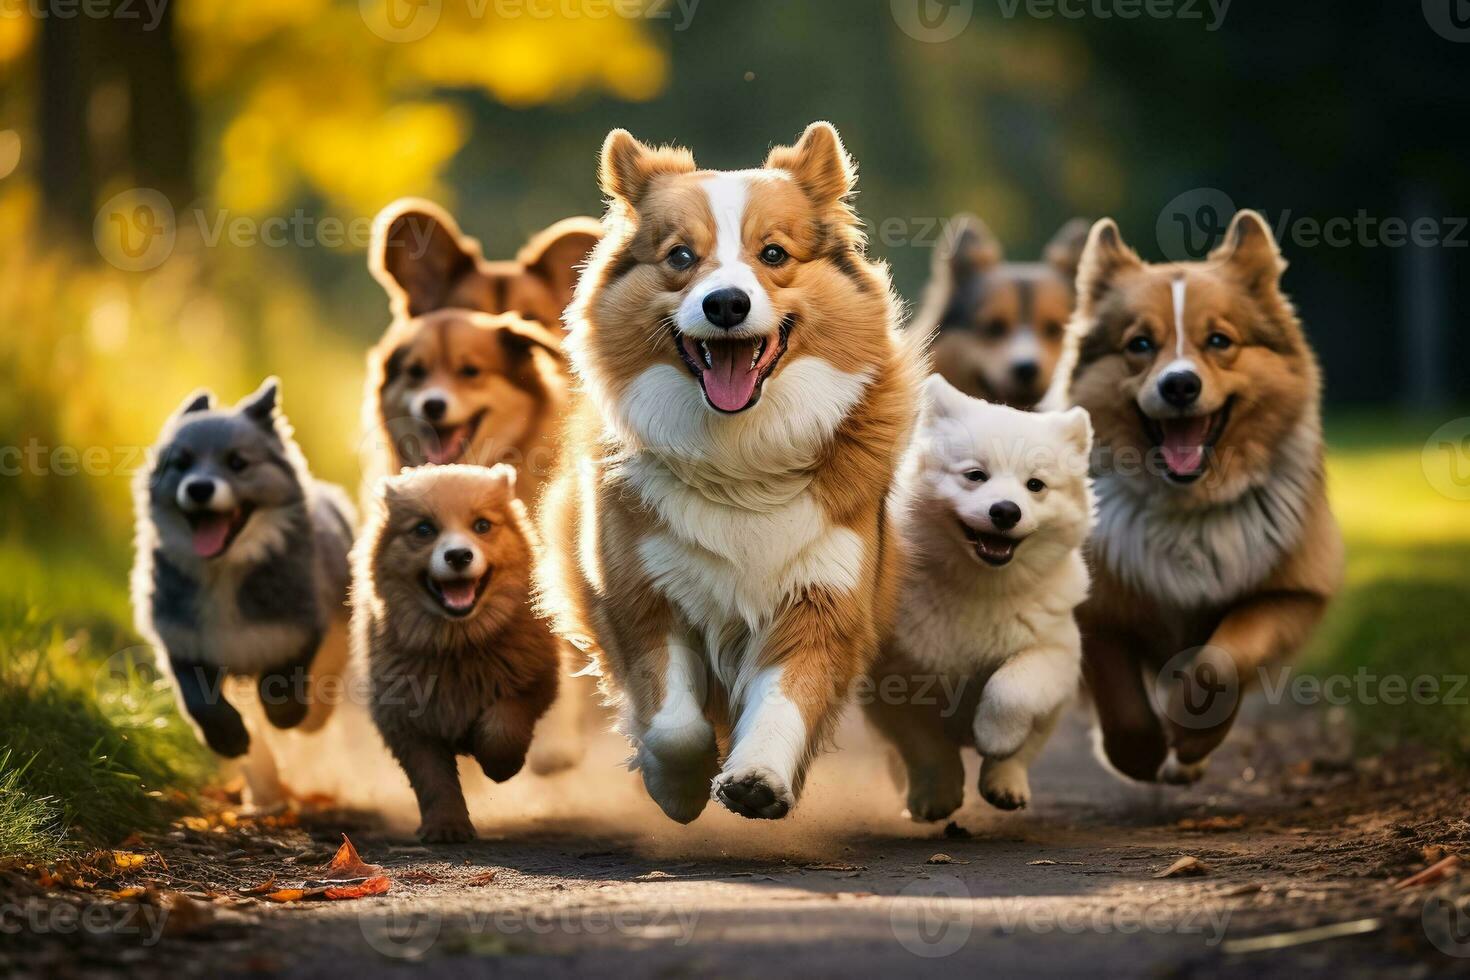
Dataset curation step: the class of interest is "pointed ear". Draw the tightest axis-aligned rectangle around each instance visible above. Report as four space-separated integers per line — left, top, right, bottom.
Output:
492 315 565 362
1075 218 1142 308
937 214 1002 284
1208 209 1285 295
371 198 485 319
518 216 603 314
1043 218 1091 284
1055 406 1094 458
922 373 975 420
238 377 280 430
484 463 518 498
599 129 694 205
765 121 856 205
173 388 214 419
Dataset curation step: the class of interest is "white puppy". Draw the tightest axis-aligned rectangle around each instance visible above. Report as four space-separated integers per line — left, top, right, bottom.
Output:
866 375 1094 818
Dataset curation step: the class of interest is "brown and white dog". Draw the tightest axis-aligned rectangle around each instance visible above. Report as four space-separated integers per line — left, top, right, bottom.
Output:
1047 210 1343 784
537 123 925 822
363 198 601 501
918 216 1089 409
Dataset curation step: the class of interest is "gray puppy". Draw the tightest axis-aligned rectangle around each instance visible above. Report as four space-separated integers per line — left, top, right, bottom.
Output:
131 377 354 809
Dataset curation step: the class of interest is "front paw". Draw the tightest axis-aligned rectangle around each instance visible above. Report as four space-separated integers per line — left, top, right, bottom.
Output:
979 761 1031 811
906 782 964 823
713 766 793 820
1158 750 1208 785
418 813 476 844
527 732 584 776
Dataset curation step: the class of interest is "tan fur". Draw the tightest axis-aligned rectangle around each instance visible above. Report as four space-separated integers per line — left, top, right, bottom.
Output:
370 197 601 328
537 123 926 821
1050 211 1343 782
355 465 559 841
917 216 1088 408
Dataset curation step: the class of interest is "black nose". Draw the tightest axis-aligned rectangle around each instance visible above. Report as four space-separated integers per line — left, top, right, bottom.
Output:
989 500 1021 531
1011 360 1040 386
444 548 474 571
702 288 751 329
1158 370 1202 408
185 480 214 503
422 398 447 422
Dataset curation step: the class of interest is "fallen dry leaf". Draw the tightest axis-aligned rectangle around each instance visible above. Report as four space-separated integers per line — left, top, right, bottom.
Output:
805 862 866 872
1394 854 1462 889
465 871 499 886
112 851 148 871
1177 815 1246 832
397 870 440 884
109 886 147 900
318 835 385 881
264 888 309 903
1028 860 1085 867
926 854 970 865
323 876 390 900
238 875 279 896
1154 856 1211 878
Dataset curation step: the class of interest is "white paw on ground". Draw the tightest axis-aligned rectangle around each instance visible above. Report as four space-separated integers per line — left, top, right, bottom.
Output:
713 765 793 820
1158 750 1208 785
973 701 1030 760
979 762 1031 811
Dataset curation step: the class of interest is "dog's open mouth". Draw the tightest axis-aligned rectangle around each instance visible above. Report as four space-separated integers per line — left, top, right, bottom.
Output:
185 506 253 559
674 318 793 414
423 410 486 466
1139 397 1234 484
423 571 491 618
959 521 1020 567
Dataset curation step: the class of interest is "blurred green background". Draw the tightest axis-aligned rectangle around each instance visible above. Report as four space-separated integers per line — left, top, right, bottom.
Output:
0 1 1466 853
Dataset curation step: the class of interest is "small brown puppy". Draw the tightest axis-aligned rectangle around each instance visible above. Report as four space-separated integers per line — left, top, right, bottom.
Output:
917 215 1089 409
356 464 558 843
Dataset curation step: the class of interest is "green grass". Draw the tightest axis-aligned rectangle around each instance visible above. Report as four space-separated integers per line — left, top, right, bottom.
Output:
1304 413 1470 762
0 602 212 860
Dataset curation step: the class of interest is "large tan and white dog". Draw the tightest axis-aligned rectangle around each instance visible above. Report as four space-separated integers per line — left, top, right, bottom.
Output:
1047 211 1343 784
538 123 925 822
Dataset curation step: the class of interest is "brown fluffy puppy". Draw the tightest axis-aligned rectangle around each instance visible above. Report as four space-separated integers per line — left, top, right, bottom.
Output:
370 197 601 327
1047 210 1343 785
917 216 1089 408
538 123 925 824
356 464 558 842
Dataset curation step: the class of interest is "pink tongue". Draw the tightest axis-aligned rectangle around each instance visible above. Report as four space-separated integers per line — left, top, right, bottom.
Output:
191 514 234 558
1159 416 1211 475
426 426 466 465
701 343 760 412
439 579 477 610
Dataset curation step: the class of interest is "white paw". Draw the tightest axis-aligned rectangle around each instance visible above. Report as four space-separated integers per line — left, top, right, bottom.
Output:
979 762 1031 811
973 700 1030 760
712 765 794 820
1158 750 1208 785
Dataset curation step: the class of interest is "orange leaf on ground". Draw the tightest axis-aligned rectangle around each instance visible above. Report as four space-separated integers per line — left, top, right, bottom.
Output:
265 888 310 903
320 835 385 881
465 871 499 887
324 876 390 900
1154 856 1211 878
238 874 279 896
112 851 147 871
1394 855 1462 889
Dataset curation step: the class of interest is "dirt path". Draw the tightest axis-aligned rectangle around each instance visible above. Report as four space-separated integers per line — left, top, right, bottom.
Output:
5 697 1469 978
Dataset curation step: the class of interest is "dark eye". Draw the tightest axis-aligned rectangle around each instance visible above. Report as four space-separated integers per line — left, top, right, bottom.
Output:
171 450 194 470
1206 332 1233 350
472 518 492 535
1043 321 1064 341
226 452 248 473
1125 335 1156 355
667 246 696 271
413 520 436 539
964 469 989 483
1026 478 1046 493
460 365 481 379
759 244 788 266
407 363 428 382
983 319 1008 340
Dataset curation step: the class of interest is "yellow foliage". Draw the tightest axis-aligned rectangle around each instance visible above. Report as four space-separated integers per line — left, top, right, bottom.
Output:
0 11 34 66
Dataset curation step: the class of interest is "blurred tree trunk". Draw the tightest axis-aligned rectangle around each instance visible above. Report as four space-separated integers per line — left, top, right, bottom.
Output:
37 16 96 241
113 1 194 207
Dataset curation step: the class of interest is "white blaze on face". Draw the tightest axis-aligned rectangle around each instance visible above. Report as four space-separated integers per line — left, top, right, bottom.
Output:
674 172 779 340
1160 275 1196 377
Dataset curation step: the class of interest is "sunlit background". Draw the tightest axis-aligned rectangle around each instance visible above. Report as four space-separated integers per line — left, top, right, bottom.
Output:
0 1 1467 850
